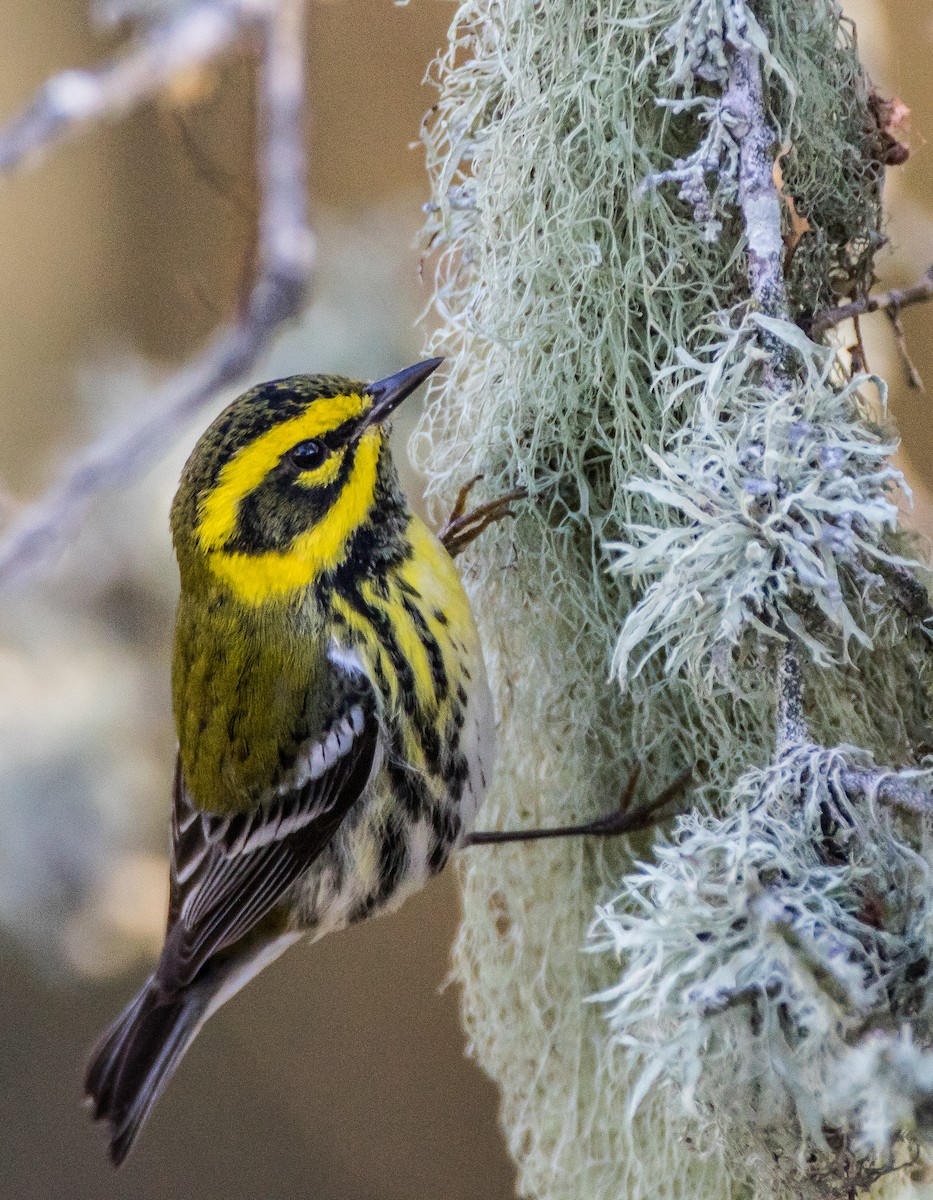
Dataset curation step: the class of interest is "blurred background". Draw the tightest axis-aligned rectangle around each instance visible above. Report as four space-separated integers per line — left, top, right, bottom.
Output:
0 1 929 1197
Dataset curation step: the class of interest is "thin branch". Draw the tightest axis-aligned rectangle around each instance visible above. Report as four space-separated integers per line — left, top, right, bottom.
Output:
0 0 313 587
777 639 807 750
842 768 933 818
886 308 925 391
851 313 868 375
253 0 311 316
465 765 693 846
808 267 933 337
723 45 789 326
0 0 267 172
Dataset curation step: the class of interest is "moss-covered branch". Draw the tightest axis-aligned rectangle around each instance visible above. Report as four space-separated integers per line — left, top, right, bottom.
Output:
421 2 933 1197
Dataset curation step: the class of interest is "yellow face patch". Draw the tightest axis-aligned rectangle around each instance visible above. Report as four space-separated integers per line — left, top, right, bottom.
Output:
197 393 369 552
195 394 382 605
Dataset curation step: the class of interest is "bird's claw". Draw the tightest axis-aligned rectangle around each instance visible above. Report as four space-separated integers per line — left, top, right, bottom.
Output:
439 475 528 558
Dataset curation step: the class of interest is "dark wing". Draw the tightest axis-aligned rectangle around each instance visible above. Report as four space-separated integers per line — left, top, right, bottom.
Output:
160 688 378 992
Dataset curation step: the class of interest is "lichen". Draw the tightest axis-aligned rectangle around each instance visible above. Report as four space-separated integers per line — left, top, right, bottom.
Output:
591 745 933 1198
612 315 903 685
419 1 933 1197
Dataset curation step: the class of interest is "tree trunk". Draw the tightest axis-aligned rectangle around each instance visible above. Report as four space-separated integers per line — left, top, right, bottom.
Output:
421 2 933 1197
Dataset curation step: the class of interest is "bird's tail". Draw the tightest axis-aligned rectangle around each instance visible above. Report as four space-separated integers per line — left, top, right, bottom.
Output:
83 975 210 1166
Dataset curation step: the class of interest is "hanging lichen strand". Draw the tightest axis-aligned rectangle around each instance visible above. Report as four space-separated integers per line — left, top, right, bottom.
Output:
418 2 933 1199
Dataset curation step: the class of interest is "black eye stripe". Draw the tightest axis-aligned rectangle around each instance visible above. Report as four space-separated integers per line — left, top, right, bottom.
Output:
226 439 360 556
320 416 364 449
280 414 367 468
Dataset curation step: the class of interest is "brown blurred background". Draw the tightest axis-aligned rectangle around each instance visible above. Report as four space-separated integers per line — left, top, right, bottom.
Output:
0 1 930 1197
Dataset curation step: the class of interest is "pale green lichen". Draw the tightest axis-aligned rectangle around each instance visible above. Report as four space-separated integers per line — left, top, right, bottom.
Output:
611 314 904 685
591 744 933 1196
418 1 933 1198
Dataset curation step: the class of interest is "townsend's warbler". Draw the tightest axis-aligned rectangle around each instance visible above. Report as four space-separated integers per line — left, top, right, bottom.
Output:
84 358 495 1164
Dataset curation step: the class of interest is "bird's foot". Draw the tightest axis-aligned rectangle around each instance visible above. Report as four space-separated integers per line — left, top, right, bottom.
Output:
464 763 693 846
439 474 527 558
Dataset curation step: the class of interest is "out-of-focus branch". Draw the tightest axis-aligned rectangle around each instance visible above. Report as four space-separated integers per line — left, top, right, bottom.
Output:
252 0 311 321
0 0 266 171
807 267 933 337
0 0 313 586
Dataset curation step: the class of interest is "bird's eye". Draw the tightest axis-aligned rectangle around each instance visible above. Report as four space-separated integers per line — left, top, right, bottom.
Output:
288 439 328 471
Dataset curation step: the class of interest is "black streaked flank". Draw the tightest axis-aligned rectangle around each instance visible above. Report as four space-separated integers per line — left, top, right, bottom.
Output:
444 717 463 761
347 593 417 705
428 838 450 874
369 648 392 698
400 594 449 703
376 813 409 903
384 756 433 822
446 751 470 799
419 723 443 776
429 805 461 872
340 591 444 766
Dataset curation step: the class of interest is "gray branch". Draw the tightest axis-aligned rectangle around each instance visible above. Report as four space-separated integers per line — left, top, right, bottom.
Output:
842 768 933 818
723 45 788 324
0 1 267 172
808 267 933 338
0 0 313 587
725 43 808 749
777 640 807 748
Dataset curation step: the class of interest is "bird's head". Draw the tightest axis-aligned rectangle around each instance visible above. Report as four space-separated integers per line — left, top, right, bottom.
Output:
171 358 441 604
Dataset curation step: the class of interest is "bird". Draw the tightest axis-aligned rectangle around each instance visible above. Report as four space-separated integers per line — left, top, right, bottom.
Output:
83 357 498 1165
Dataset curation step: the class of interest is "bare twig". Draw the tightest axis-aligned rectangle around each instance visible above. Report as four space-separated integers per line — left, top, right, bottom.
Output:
0 0 313 586
808 267 933 338
851 313 868 375
465 764 693 846
886 309 925 391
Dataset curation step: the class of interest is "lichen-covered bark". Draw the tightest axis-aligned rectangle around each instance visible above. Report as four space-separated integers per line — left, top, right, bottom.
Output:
420 1 933 1198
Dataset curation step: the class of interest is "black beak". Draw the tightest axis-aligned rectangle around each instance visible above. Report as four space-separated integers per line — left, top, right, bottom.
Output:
361 358 444 430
